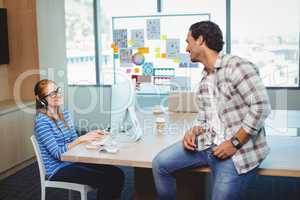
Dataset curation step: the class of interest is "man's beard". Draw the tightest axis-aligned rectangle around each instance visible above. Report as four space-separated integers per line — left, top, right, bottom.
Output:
191 57 199 62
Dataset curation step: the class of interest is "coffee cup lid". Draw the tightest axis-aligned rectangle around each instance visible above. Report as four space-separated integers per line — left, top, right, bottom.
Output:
156 117 166 123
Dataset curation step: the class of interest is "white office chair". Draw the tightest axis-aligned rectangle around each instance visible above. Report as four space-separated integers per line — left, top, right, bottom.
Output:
31 135 93 200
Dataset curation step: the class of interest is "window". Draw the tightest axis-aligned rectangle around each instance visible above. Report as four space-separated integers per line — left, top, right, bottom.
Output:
162 0 227 91
231 0 300 87
66 0 300 89
65 0 96 85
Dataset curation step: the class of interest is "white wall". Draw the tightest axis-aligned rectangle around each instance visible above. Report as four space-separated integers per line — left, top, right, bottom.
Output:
36 0 68 105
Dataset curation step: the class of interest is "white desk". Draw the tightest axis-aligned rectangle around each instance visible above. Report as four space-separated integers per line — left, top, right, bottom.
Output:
61 111 300 199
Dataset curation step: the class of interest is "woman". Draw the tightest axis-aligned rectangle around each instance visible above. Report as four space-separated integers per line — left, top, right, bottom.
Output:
34 79 124 200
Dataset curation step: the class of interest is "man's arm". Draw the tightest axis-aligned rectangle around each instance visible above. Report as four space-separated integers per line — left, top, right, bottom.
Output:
231 61 271 136
213 60 271 159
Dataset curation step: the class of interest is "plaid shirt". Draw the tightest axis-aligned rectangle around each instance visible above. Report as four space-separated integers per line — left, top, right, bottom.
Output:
194 54 271 174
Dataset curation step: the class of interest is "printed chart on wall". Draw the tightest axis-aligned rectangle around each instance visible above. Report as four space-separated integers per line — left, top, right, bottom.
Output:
111 14 210 93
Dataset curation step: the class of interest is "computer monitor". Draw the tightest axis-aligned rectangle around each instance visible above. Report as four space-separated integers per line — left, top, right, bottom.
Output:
68 85 111 133
110 76 143 142
68 74 142 142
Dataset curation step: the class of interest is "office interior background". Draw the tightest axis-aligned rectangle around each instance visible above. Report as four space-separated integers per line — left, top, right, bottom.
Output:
0 0 299 200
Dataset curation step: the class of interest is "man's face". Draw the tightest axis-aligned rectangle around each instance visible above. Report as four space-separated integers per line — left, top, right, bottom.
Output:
185 31 202 63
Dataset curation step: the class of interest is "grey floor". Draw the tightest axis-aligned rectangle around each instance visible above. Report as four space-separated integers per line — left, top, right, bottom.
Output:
0 162 133 200
1 162 300 200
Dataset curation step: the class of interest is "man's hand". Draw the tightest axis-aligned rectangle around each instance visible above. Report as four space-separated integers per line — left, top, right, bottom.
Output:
183 130 197 151
212 140 237 160
183 126 205 151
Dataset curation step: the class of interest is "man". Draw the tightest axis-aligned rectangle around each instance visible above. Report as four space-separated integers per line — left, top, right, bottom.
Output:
152 21 271 200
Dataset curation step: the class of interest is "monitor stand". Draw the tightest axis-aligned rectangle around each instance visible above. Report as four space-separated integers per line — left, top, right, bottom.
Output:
110 107 143 143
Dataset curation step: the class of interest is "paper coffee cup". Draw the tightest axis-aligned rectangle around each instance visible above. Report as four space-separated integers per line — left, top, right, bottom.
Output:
156 117 166 133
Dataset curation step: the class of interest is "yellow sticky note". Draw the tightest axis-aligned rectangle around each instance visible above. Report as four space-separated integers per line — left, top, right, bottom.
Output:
111 43 116 49
161 53 167 58
155 53 161 58
134 68 140 73
128 40 135 46
138 47 149 54
161 35 167 40
173 58 180 63
155 48 161 53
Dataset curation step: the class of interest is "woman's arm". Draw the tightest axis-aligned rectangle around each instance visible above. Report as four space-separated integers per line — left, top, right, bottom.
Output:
63 111 107 150
35 119 68 160
67 130 107 150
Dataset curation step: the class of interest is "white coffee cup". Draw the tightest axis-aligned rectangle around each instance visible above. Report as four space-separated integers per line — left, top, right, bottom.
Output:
156 117 166 134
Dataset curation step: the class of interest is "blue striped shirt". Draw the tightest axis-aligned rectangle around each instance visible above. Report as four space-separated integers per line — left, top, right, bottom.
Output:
34 110 78 179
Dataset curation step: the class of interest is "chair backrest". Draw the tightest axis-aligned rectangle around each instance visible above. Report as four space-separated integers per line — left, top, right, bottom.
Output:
31 135 46 185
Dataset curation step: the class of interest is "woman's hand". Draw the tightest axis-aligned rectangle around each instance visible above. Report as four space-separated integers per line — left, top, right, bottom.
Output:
68 130 108 150
78 130 107 143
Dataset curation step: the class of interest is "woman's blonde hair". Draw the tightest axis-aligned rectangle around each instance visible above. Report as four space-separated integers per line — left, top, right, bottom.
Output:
34 79 70 131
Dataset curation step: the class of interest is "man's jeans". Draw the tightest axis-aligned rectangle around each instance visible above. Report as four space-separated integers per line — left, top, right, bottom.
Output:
152 141 257 200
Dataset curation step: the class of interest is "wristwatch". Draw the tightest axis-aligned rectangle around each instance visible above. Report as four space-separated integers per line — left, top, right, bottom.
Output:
230 136 242 150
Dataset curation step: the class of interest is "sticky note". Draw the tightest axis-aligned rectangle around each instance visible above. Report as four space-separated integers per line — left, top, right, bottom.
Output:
173 58 180 63
134 68 140 73
113 47 119 53
111 43 116 49
155 48 161 53
155 53 161 58
161 35 167 40
128 40 135 46
126 68 131 74
161 53 167 58
113 54 119 59
138 47 149 54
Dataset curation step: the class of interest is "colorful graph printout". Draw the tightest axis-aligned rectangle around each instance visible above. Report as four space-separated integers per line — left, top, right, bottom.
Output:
120 48 133 67
132 52 145 65
113 29 128 48
178 53 199 68
147 19 160 40
178 53 190 63
166 39 180 59
131 29 144 48
142 62 154 76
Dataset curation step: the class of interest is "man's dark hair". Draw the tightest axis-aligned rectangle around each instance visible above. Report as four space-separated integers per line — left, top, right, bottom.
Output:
189 21 224 52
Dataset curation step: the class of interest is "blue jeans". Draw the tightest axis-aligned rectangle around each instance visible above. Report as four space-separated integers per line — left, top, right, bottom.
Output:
152 141 257 200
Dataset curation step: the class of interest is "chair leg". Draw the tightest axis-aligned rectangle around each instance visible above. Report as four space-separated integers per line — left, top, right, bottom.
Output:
68 190 72 200
80 190 88 200
41 187 46 200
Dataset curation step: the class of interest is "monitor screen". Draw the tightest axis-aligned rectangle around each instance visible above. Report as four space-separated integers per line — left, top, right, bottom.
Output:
0 8 9 64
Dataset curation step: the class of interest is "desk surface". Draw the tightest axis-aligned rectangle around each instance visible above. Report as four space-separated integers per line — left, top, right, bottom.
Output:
61 111 300 177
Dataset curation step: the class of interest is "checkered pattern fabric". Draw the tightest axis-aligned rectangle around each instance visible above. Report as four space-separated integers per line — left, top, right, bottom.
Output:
194 54 271 174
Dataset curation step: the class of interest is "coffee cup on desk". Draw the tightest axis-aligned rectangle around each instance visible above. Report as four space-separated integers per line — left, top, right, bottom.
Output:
153 106 164 115
156 117 166 134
